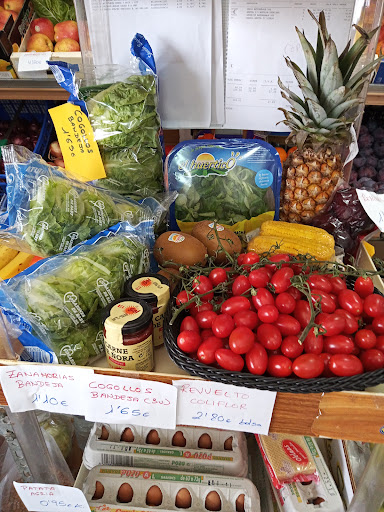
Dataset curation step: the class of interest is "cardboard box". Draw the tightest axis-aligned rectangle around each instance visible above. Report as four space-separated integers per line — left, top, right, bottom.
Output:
0 0 33 61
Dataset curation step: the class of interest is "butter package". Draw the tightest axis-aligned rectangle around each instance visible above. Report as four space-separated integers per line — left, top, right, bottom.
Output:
165 139 282 241
79 464 260 512
84 423 248 477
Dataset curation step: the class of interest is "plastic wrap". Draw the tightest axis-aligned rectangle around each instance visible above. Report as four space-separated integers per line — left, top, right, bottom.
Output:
0 436 28 512
0 222 153 365
37 412 74 460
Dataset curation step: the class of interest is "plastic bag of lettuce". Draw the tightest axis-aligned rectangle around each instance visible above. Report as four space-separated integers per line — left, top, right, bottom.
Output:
0 222 153 365
0 145 151 257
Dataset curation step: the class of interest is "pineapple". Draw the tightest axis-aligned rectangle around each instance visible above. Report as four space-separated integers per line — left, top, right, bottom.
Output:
279 11 381 222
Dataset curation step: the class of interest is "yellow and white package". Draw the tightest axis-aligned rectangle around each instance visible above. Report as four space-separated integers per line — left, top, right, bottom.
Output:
84 423 248 477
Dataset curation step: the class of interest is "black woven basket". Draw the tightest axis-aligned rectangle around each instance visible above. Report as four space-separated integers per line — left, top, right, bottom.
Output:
163 279 384 394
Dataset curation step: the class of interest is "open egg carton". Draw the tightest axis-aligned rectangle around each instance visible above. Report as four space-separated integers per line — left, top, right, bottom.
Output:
81 465 260 512
84 423 248 477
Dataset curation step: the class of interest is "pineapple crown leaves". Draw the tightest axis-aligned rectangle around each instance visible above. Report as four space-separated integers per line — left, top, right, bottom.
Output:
278 10 382 148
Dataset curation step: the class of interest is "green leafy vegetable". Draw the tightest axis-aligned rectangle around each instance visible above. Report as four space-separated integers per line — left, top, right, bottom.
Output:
32 0 76 24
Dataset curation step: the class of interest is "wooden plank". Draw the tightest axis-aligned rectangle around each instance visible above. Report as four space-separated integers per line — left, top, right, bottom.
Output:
0 84 69 100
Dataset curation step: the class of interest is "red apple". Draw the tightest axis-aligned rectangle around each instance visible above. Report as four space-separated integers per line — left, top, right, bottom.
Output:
54 38 80 52
31 18 54 41
4 0 22 13
26 33 53 52
54 20 78 42
0 8 15 29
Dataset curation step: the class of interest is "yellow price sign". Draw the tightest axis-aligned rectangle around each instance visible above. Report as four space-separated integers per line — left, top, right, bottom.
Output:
49 103 106 182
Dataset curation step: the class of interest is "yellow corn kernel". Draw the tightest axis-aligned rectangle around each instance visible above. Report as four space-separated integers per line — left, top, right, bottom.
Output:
247 235 334 261
260 220 334 249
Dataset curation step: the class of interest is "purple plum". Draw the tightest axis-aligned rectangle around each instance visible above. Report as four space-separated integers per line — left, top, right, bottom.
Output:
358 166 377 179
360 147 374 157
359 125 369 136
373 126 384 142
367 119 379 132
366 155 378 168
374 143 384 158
357 177 378 191
353 155 366 168
358 134 374 147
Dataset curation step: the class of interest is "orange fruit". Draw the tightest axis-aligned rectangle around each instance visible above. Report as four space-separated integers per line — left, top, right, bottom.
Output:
287 146 298 156
275 147 287 163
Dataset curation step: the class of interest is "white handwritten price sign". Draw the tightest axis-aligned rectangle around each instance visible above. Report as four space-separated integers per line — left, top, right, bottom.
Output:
173 380 276 434
356 189 384 232
18 52 51 72
84 374 177 428
13 482 91 512
0 365 92 415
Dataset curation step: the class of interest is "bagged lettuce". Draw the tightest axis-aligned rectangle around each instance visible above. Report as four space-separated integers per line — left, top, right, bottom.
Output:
0 145 151 257
0 222 153 365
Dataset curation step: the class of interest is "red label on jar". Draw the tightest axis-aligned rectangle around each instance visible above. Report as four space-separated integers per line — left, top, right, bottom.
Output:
282 440 309 465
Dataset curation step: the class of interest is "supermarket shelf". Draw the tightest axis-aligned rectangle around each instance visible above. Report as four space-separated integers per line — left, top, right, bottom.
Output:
1 352 384 444
0 81 69 101
366 84 384 105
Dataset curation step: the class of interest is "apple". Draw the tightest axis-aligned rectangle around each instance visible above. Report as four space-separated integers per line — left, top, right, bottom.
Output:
54 20 78 43
0 9 15 29
4 0 22 13
31 18 54 41
26 33 53 52
54 38 80 52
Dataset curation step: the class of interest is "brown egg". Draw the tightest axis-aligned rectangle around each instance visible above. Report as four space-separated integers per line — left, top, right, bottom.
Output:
120 427 134 443
154 231 207 268
191 220 242 264
172 431 187 447
117 483 133 503
146 485 163 506
99 425 109 440
92 481 104 500
236 494 245 512
224 436 233 451
175 488 192 509
146 429 161 445
205 491 221 511
198 433 212 449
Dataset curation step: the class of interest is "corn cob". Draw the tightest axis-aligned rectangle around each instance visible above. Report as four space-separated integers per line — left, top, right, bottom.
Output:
260 221 334 250
247 235 334 261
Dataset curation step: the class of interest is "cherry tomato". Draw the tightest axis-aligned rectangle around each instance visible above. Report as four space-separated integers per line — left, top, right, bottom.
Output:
303 328 323 355
234 310 259 330
319 353 333 377
257 324 282 350
328 276 347 295
354 276 374 299
267 355 293 377
360 348 384 372
292 354 324 379
376 335 384 352
176 290 194 307
338 289 363 316
258 304 279 324
232 275 251 296
195 310 217 329
190 302 213 317
294 300 311 329
319 313 346 337
245 343 268 375
201 329 214 340
275 292 296 314
324 335 354 354
307 275 332 293
310 289 336 314
215 348 244 371
248 267 270 288
251 288 274 310
265 254 291 272
372 315 384 335
197 337 223 364
237 254 245 265
221 296 251 316
286 286 302 301
242 252 260 269
212 313 235 338
270 267 294 294
180 316 200 332
364 294 384 318
274 314 301 336
355 329 377 350
209 268 228 287
290 263 305 275
281 335 304 359
334 309 359 335
177 330 201 353
329 354 363 377
229 326 255 354
192 275 214 301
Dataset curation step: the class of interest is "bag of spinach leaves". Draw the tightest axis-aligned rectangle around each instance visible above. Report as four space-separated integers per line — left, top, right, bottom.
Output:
165 139 282 241
48 34 163 200
0 145 151 257
0 221 153 365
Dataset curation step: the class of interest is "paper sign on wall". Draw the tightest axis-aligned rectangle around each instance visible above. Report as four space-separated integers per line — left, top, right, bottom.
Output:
356 189 384 232
173 380 276 435
13 482 91 512
0 365 92 416
84 374 177 429
49 103 106 182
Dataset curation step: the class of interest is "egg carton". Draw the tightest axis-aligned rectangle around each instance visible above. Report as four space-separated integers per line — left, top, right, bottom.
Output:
269 437 344 512
81 464 260 512
83 423 248 477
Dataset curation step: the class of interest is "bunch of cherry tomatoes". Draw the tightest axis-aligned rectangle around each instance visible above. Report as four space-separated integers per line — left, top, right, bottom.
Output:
175 252 384 379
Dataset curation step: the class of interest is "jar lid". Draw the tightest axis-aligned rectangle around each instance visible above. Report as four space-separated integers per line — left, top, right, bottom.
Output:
102 298 153 335
124 273 169 305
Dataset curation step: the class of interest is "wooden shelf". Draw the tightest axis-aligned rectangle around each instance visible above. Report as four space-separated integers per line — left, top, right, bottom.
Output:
366 84 384 105
1 354 384 444
0 80 68 100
